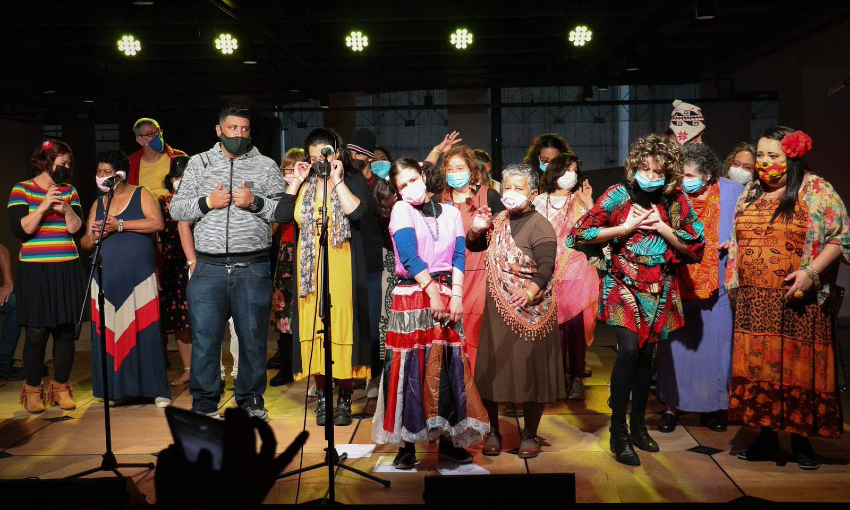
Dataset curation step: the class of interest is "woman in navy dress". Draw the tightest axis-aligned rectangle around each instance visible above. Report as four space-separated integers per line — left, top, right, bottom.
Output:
81 149 170 406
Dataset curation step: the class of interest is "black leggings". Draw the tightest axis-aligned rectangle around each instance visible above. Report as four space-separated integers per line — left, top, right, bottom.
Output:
609 327 655 423
24 325 75 386
482 399 545 438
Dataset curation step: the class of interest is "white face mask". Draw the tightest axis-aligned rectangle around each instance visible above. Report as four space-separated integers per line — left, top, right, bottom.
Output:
500 189 528 210
727 166 753 185
557 171 577 190
400 179 427 206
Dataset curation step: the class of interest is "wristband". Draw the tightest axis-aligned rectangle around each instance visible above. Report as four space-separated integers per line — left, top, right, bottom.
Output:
452 293 462 298
117 219 124 233
525 289 535 300
802 265 820 288
421 279 435 292
206 196 213 209
186 260 196 266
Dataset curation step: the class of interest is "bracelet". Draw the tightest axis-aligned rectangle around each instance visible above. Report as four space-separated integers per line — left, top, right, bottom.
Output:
334 181 344 190
524 289 535 300
421 279 435 292
451 293 462 298
117 219 124 233
802 265 820 288
621 224 632 235
452 283 463 289
186 260 196 266
205 196 213 209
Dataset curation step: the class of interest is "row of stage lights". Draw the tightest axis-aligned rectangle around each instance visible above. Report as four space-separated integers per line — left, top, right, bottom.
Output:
116 25 593 57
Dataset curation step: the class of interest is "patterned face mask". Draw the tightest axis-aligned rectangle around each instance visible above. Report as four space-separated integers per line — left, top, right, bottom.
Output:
756 160 787 184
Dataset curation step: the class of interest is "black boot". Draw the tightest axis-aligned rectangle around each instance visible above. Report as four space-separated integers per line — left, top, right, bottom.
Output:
657 411 678 433
334 389 353 426
266 350 285 369
315 388 327 426
630 414 660 452
610 419 640 466
737 426 780 461
269 369 294 387
393 442 416 469
791 433 821 470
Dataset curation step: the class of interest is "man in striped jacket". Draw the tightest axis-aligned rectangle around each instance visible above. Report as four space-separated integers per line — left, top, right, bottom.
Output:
170 105 286 422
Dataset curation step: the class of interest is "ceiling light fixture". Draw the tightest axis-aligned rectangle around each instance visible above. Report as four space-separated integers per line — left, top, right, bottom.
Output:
568 25 592 47
215 33 238 55
695 0 715 20
345 31 368 52
450 28 473 50
117 35 141 56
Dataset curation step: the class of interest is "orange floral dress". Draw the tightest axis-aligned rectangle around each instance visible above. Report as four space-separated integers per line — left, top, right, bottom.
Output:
728 196 841 438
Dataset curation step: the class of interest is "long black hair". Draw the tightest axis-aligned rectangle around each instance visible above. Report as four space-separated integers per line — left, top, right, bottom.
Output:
752 126 808 223
302 128 354 176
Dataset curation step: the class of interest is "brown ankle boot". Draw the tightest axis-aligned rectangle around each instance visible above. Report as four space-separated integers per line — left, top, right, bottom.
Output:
20 382 45 414
46 380 76 410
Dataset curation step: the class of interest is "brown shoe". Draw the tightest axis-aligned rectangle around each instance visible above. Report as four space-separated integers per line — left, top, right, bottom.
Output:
518 435 540 459
46 380 76 410
483 432 502 456
20 382 45 414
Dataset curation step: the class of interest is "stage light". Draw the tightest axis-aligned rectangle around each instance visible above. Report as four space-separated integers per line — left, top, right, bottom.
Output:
215 33 238 55
695 0 715 20
117 35 141 56
320 94 330 109
345 31 368 52
451 28 473 50
569 25 592 47
626 55 640 72
83 99 95 103
597 83 609 91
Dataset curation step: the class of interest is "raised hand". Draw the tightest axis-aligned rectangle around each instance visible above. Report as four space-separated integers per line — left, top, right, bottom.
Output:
294 161 311 181
329 159 344 184
434 131 463 154
209 181 231 209
577 179 594 210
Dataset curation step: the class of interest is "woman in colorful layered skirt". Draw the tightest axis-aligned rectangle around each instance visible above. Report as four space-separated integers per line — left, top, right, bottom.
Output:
532 152 598 400
371 158 487 469
568 134 705 466
655 142 744 433
726 127 848 470
9 140 84 413
439 144 505 373
273 128 372 427
82 149 170 406
470 163 563 460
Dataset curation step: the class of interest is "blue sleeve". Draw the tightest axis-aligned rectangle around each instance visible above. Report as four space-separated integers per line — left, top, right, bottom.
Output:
392 227 428 276
453 236 465 273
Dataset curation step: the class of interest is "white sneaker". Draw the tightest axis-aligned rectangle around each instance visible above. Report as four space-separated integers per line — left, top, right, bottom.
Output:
199 410 221 419
155 397 172 408
366 377 379 399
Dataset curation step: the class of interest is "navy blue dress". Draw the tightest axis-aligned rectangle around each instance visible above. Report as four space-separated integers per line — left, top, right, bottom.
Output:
91 187 170 400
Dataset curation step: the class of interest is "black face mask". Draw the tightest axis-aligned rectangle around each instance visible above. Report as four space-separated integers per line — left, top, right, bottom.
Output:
350 158 367 172
219 134 251 157
50 165 71 184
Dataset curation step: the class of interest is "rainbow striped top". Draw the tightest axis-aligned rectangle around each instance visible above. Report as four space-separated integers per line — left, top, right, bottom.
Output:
7 180 81 263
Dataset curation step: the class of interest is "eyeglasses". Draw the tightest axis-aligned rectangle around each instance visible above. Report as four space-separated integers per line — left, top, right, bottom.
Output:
138 129 160 138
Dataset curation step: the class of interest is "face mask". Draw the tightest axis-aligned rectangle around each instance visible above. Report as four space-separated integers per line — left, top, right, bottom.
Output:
147 133 164 152
557 171 577 190
539 162 548 173
400 178 427 205
50 165 71 184
96 175 115 193
446 171 470 189
371 160 391 180
756 160 787 184
682 176 704 194
171 179 181 192
634 171 666 192
350 158 367 172
727 166 753 185
501 189 528 210
219 134 251 156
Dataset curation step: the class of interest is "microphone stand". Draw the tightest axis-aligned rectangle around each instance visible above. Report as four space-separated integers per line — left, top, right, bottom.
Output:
277 156 390 503
67 181 155 478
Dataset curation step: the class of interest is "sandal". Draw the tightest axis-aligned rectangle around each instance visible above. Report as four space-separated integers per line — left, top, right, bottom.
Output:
483 432 502 456
170 367 190 386
518 435 540 459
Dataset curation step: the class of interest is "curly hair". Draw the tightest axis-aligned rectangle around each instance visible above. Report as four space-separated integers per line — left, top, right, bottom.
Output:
523 133 571 169
31 139 73 177
720 142 755 177
441 145 481 185
682 142 720 182
540 152 582 194
624 133 683 195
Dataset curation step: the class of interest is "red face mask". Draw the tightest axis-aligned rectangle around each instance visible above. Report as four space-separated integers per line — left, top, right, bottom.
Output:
756 160 787 184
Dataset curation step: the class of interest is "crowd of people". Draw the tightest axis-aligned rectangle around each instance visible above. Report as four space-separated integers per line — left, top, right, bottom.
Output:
5 100 847 472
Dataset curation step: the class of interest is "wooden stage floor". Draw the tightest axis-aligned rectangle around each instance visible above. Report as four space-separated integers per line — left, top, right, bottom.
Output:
0 325 848 505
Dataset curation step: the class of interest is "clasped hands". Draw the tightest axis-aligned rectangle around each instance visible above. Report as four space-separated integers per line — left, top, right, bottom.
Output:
621 203 669 234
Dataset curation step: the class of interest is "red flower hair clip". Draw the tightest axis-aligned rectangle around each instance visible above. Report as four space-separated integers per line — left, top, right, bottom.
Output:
780 130 812 158
41 140 54 151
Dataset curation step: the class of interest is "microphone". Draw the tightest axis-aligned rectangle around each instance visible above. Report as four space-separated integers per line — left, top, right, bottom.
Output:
101 170 127 189
321 146 334 158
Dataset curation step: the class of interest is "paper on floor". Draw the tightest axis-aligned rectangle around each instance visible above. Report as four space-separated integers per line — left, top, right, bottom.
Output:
335 444 376 459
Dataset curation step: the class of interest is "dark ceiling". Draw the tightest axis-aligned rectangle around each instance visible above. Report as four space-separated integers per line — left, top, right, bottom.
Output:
6 0 850 117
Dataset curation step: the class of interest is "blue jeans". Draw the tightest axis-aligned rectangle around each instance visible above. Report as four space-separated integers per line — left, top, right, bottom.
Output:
187 261 272 413
0 294 21 365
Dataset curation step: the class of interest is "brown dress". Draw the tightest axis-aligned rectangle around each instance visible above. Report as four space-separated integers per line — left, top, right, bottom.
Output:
470 208 566 403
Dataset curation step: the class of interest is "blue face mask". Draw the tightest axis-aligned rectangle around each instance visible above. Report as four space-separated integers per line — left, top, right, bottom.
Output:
635 171 666 192
446 171 470 189
539 162 548 173
371 160 391 180
148 134 164 152
682 176 704 194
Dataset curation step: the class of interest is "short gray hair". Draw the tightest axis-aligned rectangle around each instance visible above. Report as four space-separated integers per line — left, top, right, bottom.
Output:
501 163 538 191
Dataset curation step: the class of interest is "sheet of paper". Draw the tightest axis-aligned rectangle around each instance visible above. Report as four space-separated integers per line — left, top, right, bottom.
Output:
434 462 490 475
372 454 427 473
335 444 376 459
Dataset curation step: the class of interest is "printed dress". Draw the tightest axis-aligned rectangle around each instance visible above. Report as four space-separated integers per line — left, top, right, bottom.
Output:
372 199 488 447
568 183 705 346
158 194 190 334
